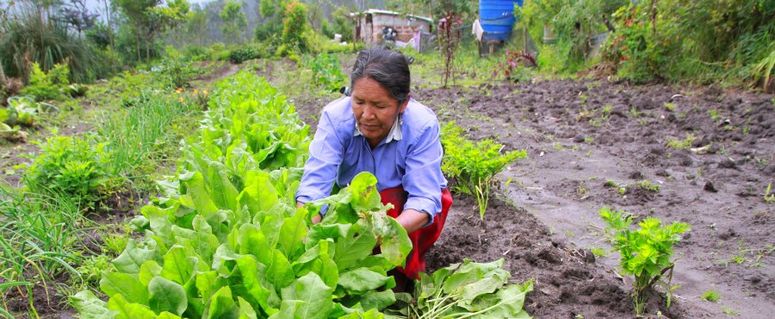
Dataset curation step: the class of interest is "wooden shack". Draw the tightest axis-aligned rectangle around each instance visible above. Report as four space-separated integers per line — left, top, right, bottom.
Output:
350 9 434 51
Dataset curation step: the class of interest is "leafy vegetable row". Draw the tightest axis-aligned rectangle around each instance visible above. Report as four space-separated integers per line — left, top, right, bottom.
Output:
73 71 411 319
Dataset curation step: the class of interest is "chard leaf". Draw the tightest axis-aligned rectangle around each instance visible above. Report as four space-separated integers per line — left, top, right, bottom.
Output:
206 286 239 319
338 268 390 293
106 294 156 319
348 172 382 213
138 260 162 287
161 245 195 285
368 214 412 268
338 308 385 319
236 255 278 315
237 297 259 319
356 290 396 311
70 290 114 319
100 272 148 304
276 272 334 319
112 239 157 274
180 171 218 216
148 276 188 315
278 207 308 260
333 222 377 272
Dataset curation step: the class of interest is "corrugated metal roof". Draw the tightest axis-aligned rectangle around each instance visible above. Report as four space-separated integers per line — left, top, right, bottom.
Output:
351 9 433 24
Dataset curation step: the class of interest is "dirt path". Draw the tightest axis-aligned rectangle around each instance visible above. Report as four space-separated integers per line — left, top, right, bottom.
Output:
415 81 774 318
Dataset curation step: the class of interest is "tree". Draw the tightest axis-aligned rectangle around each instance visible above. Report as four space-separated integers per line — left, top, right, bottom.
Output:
280 1 310 53
220 0 247 44
113 0 189 61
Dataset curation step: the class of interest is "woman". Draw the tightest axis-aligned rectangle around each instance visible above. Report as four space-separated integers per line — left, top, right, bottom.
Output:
295 48 452 281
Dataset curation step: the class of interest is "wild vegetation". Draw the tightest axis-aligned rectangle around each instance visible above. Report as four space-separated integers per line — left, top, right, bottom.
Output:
1 0 772 318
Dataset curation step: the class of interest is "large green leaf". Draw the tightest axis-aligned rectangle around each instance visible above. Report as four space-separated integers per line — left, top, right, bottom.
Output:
338 268 390 293
236 255 278 315
148 276 188 315
112 239 158 274
206 286 239 319
179 171 219 216
348 172 382 213
106 294 157 319
368 214 412 268
277 272 334 319
278 207 308 260
100 272 148 304
333 222 377 272
70 290 115 319
161 245 195 285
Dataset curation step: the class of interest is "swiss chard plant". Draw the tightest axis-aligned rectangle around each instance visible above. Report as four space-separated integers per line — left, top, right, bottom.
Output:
401 259 533 319
440 122 527 220
599 207 690 316
72 71 412 318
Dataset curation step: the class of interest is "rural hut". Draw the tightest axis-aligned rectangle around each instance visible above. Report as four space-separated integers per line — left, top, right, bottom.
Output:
350 9 434 52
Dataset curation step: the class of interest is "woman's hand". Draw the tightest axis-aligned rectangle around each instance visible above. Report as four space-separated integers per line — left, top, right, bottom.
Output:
395 209 429 234
298 201 323 224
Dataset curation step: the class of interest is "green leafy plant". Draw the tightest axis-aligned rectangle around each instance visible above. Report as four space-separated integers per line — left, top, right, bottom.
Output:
308 53 346 92
23 136 115 210
228 44 269 64
600 207 690 315
73 71 411 318
636 180 660 193
405 259 533 318
441 122 528 220
20 62 70 101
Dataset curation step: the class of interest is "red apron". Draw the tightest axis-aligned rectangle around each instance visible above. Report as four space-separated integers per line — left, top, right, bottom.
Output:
380 186 453 279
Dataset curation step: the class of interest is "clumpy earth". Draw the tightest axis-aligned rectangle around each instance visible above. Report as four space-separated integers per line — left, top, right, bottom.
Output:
414 80 774 318
295 77 774 318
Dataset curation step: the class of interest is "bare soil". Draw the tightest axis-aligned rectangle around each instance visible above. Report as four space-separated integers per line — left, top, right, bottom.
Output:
412 80 774 318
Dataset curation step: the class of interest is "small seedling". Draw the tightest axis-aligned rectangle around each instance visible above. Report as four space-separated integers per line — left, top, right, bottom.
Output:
590 247 608 257
637 180 661 192
666 134 696 149
701 290 720 302
600 207 689 316
663 102 676 111
708 109 720 121
764 183 775 203
722 306 739 316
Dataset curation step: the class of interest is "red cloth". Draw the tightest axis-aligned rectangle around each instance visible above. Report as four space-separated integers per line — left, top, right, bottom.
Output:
380 186 453 279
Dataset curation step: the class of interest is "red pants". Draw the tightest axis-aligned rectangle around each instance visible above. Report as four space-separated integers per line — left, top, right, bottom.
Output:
380 186 453 279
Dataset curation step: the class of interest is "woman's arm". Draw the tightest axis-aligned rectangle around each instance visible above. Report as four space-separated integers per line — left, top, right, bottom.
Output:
396 208 430 233
401 120 445 228
296 106 347 210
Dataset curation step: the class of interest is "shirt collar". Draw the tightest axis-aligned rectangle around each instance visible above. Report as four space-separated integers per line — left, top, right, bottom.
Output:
354 113 403 143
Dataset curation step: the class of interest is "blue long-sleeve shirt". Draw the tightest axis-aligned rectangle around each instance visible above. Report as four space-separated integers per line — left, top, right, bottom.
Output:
296 96 447 223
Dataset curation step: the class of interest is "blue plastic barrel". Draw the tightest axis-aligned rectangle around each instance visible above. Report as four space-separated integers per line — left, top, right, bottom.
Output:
479 0 523 42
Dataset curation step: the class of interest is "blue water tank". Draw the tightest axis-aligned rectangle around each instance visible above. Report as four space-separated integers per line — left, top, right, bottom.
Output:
479 0 523 42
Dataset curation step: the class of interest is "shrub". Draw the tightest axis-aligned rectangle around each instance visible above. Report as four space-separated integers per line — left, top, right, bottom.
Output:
308 53 346 92
441 122 527 220
600 207 690 315
20 62 70 101
228 44 269 64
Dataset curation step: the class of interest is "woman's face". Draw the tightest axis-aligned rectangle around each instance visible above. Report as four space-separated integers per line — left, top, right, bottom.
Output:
351 77 407 146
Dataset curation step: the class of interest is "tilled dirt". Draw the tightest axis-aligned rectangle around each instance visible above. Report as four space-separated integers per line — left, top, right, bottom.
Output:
412 80 774 318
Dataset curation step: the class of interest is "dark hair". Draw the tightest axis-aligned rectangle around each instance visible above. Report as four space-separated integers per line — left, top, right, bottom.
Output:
350 48 411 104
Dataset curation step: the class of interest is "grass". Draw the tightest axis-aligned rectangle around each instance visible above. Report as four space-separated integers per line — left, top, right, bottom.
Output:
0 184 91 315
666 134 696 149
701 290 720 302
97 88 201 190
